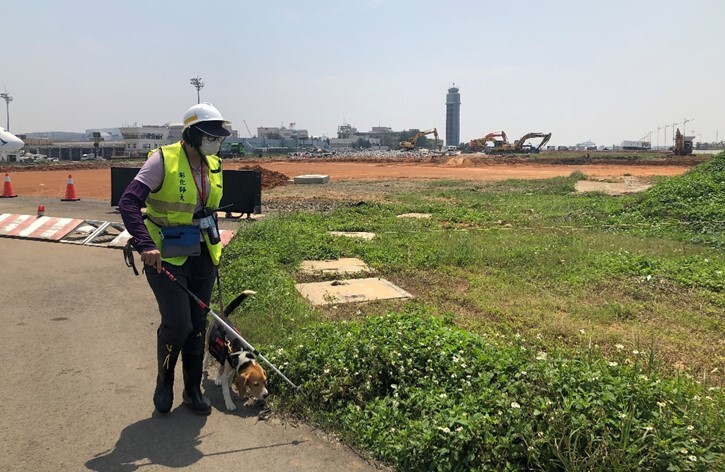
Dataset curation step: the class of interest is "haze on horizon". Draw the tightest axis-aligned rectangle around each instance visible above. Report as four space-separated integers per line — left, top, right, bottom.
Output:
1 0 723 147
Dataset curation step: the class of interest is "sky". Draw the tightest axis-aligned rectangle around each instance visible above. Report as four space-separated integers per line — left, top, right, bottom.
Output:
1 0 723 147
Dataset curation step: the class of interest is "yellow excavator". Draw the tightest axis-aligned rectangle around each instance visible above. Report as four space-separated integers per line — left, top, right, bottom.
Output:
467 131 514 153
514 132 552 153
399 128 441 150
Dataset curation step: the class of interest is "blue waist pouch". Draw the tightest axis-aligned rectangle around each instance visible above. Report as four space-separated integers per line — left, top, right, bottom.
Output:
160 225 201 258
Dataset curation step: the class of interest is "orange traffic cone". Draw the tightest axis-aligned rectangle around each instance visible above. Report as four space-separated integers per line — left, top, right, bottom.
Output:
61 174 81 201
1 173 18 198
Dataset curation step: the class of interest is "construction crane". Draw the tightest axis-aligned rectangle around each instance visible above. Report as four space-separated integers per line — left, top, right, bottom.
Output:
514 132 552 153
242 119 254 138
399 128 441 150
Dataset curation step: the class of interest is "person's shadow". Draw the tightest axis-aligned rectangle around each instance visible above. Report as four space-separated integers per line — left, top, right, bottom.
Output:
85 406 208 471
85 379 289 471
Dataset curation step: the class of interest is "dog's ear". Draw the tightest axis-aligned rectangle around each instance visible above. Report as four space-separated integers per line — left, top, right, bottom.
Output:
234 371 250 393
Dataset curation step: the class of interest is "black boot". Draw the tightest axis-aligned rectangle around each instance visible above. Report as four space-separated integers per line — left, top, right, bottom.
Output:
181 331 212 415
154 336 181 414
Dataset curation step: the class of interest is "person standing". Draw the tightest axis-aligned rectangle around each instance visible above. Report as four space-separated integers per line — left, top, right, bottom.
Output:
119 103 230 415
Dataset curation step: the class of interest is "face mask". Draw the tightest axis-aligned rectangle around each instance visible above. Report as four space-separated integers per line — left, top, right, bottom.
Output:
199 137 221 156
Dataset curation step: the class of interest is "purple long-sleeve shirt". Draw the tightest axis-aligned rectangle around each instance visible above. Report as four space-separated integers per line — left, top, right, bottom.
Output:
118 180 156 252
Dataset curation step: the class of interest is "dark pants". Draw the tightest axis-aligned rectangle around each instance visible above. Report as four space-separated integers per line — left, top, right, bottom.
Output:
145 246 217 346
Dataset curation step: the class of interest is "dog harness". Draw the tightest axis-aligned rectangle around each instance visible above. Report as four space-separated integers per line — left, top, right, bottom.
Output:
208 324 251 370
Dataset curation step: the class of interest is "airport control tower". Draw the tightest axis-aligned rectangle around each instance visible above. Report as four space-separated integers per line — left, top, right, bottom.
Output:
445 84 461 147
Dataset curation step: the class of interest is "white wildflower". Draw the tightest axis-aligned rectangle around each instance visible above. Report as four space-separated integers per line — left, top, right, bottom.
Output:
687 425 694 431
687 455 697 462
615 344 624 351
608 361 618 367
536 352 548 361
455 426 463 432
324 369 330 374
632 350 640 356
440 393 447 399
679 448 688 454
644 426 654 432
579 329 586 335
438 426 451 434
511 401 521 409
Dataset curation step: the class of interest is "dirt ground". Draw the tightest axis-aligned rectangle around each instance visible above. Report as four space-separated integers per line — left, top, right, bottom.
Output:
1 158 694 199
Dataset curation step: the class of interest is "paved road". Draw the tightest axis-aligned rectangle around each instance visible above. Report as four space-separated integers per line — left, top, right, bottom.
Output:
0 235 379 471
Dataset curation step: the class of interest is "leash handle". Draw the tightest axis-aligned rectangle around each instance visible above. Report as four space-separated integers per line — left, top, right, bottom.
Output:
123 241 140 276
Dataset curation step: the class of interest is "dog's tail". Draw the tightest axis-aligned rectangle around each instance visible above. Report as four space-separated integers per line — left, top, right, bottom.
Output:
221 290 257 318
206 290 257 366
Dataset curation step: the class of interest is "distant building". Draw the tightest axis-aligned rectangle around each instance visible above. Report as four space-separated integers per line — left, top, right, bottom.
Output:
119 125 170 156
621 140 651 150
84 128 124 141
257 123 309 140
445 85 461 147
119 123 235 156
333 122 437 150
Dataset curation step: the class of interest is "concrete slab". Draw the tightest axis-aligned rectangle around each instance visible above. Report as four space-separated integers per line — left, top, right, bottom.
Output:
327 231 376 240
299 257 372 275
294 174 330 184
575 177 652 195
296 277 413 306
397 213 431 219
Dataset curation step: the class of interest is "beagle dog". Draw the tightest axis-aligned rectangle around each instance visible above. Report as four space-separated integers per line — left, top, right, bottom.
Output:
205 291 268 411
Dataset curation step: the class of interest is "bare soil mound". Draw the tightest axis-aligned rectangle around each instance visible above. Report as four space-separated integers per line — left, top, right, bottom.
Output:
234 164 290 189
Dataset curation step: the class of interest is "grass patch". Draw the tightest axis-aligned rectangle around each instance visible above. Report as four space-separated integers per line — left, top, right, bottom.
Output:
217 159 724 470
265 312 723 471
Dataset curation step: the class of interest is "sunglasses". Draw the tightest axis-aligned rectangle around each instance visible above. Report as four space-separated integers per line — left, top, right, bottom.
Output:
202 134 224 142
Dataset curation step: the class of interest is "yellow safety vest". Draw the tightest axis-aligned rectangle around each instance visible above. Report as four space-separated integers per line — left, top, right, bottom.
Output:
144 142 223 266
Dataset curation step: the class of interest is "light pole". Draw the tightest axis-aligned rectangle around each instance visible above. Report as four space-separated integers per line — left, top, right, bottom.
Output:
657 126 662 150
0 90 12 131
663 124 670 148
190 76 204 104
683 118 693 139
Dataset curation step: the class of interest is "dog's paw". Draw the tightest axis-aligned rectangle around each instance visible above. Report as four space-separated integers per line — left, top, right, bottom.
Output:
225 401 237 411
214 377 222 386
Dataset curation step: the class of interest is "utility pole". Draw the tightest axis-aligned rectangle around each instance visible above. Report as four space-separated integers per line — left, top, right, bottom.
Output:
0 90 12 131
190 76 204 104
657 126 662 150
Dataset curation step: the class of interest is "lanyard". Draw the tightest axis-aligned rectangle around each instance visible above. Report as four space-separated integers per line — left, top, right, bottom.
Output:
191 161 206 205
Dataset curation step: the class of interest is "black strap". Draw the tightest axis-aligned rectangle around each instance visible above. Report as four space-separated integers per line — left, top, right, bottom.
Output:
123 240 141 276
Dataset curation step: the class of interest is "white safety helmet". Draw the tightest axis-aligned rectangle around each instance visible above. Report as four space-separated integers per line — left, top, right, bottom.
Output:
182 102 231 137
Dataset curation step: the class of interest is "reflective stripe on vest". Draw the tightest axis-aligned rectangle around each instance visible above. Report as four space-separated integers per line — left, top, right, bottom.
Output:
144 142 223 266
